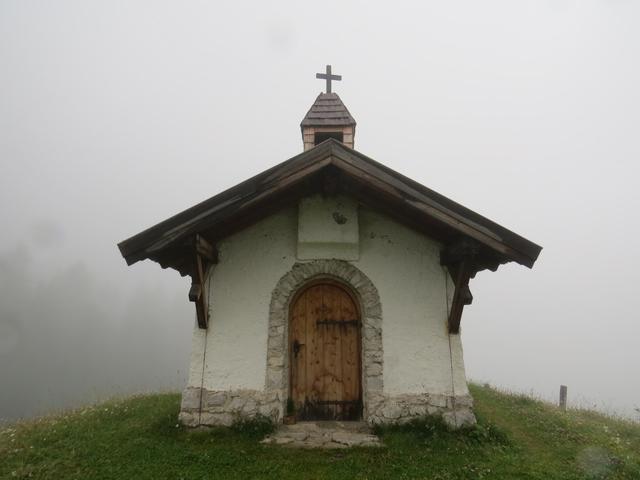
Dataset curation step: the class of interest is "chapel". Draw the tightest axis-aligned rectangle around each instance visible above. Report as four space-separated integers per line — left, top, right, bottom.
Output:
118 66 541 429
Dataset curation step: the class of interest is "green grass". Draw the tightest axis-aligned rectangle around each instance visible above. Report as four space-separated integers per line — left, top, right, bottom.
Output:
1 384 639 479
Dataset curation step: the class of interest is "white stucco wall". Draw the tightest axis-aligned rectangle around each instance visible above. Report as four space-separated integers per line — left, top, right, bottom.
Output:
297 194 359 260
185 197 469 399
185 207 298 391
357 209 469 397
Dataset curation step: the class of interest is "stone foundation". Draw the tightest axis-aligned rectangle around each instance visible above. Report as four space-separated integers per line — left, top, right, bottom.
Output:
179 386 475 429
367 393 476 429
178 387 282 427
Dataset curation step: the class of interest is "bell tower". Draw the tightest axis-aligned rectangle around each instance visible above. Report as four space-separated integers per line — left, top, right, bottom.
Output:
300 65 356 151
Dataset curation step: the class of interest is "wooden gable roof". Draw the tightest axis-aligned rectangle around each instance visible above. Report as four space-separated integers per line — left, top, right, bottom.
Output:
118 139 541 280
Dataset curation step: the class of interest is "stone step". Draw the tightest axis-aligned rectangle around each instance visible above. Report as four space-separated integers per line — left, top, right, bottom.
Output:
261 421 382 449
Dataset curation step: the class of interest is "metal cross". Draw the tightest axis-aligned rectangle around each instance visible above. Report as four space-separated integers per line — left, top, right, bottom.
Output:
316 65 342 93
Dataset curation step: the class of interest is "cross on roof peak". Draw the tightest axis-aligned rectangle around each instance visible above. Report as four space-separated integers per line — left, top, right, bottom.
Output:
316 65 342 93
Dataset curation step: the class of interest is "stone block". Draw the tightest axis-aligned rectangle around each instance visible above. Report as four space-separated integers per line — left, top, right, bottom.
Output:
368 415 383 425
365 362 382 376
364 327 378 341
200 412 234 426
266 367 284 390
278 274 297 294
454 395 474 408
408 404 428 416
290 266 307 284
180 387 201 411
244 398 258 415
428 394 448 408
268 353 284 367
349 271 364 288
178 411 199 427
426 405 442 416
442 409 477 430
380 402 402 419
258 404 280 419
274 436 294 445
261 390 280 403
359 284 377 302
205 391 227 408
365 314 382 328
288 431 310 441
228 396 247 411
364 349 383 362
366 375 383 392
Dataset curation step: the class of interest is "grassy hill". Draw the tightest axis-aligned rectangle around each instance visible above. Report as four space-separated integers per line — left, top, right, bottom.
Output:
1 384 638 480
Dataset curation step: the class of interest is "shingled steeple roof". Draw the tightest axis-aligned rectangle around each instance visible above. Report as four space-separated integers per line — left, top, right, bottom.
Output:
300 92 357 129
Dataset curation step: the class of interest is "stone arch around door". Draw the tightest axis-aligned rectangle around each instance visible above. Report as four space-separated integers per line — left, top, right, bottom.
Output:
266 260 383 423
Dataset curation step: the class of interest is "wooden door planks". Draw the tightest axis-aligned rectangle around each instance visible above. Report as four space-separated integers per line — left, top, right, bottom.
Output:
340 287 360 413
289 282 361 421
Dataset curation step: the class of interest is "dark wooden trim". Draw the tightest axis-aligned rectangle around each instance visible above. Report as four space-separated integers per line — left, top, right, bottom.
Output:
187 235 218 264
447 258 472 334
188 234 214 329
441 238 484 334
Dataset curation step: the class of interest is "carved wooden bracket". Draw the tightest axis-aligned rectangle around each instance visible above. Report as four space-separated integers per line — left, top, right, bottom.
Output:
441 238 481 334
186 235 217 329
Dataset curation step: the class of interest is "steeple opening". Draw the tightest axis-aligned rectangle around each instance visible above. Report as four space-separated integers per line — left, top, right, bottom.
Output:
314 131 343 145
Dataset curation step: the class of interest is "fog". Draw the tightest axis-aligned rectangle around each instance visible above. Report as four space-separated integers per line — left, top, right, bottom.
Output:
1 1 639 422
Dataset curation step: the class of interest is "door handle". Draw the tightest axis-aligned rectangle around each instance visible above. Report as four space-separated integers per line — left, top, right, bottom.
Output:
293 339 304 357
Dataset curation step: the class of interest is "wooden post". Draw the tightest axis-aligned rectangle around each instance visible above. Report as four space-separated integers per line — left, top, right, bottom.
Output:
187 235 217 330
559 385 568 411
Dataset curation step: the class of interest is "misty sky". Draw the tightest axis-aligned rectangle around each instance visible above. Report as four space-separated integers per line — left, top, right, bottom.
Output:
1 1 639 422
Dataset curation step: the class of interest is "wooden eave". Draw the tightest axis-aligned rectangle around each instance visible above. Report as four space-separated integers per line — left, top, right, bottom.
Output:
117 139 542 277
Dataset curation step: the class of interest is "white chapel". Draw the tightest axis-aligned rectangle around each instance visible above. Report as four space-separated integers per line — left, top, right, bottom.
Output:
118 66 541 429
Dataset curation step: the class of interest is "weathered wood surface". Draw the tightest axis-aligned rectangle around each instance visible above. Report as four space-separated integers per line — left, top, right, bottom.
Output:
188 234 214 329
289 282 361 421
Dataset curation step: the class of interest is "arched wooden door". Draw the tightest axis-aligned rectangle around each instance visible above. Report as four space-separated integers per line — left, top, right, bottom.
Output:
289 281 362 421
